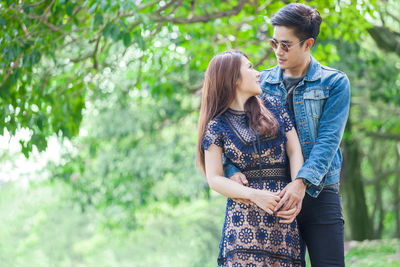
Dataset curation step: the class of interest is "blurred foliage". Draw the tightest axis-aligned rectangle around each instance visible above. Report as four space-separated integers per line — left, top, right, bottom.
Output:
0 181 225 266
0 182 398 266
47 92 207 228
331 37 400 239
0 0 376 156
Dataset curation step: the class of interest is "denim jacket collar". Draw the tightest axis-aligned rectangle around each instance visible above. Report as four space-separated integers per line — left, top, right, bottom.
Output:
265 56 321 84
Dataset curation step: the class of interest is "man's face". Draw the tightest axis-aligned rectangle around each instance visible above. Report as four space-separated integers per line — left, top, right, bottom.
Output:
272 26 309 75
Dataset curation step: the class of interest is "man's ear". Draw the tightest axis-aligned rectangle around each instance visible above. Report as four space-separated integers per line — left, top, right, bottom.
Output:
305 38 315 50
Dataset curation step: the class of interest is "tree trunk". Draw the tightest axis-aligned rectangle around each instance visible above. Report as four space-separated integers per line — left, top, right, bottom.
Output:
342 118 374 240
368 26 400 57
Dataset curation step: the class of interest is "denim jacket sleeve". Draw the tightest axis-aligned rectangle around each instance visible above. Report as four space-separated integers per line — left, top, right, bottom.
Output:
296 73 350 185
223 154 241 178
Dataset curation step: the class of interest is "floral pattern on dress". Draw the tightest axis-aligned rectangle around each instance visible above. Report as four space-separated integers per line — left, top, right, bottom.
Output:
202 96 303 267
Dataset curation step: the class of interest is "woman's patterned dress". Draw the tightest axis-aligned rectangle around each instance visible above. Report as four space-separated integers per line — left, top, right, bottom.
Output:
201 96 304 267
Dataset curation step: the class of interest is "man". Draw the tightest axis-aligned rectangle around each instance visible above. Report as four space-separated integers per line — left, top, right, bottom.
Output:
224 3 350 266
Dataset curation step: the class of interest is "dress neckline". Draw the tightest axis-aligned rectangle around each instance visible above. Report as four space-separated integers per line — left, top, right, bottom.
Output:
227 108 246 115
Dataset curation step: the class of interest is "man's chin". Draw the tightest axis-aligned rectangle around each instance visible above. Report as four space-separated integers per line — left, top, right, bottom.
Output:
277 62 287 69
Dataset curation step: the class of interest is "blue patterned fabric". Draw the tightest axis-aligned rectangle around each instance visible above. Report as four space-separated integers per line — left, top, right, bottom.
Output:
201 96 303 266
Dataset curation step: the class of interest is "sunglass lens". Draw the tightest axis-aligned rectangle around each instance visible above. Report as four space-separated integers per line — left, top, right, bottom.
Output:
270 40 290 52
281 43 289 52
270 40 278 49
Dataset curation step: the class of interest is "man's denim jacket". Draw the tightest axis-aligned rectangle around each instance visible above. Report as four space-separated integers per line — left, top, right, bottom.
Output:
224 56 350 197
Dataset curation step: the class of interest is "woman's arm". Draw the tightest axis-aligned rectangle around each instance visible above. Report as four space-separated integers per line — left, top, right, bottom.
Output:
286 128 304 181
275 128 305 223
205 144 280 215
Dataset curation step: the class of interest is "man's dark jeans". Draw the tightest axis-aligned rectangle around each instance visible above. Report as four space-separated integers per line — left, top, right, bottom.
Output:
297 184 345 267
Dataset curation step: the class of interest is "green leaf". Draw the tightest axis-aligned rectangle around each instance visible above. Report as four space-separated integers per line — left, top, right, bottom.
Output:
10 68 21 83
23 6 30 14
122 32 131 47
19 140 32 158
0 84 10 98
66 3 74 16
103 23 119 40
37 112 47 130
103 23 112 39
0 16 5 26
88 2 98 14
110 24 120 41
94 12 104 27
22 53 31 67
5 46 17 61
134 31 145 50
31 50 41 65
100 0 109 11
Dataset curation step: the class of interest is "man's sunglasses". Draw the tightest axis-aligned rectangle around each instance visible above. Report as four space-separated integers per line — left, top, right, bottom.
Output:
269 39 306 53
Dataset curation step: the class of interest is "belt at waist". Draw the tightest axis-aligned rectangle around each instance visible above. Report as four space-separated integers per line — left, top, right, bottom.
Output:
242 167 288 179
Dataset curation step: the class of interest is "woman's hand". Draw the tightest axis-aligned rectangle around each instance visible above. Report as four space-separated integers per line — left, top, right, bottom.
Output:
249 190 280 215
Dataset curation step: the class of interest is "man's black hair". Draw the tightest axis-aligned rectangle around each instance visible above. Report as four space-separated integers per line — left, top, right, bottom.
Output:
271 3 322 42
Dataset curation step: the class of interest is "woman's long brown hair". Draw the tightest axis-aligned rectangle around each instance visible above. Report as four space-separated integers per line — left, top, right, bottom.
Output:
196 50 279 174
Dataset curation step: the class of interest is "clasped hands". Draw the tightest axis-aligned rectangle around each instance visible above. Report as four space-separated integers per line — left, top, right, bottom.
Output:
229 172 306 223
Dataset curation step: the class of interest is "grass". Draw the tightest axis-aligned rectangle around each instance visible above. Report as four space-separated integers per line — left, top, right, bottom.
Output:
345 239 400 267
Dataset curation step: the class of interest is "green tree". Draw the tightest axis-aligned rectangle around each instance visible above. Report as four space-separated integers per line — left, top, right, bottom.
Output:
1 0 374 155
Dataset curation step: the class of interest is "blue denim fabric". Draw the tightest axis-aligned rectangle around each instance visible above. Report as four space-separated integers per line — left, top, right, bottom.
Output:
224 56 350 197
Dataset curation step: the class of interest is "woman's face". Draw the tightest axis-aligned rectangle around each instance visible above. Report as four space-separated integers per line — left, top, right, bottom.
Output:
236 56 261 97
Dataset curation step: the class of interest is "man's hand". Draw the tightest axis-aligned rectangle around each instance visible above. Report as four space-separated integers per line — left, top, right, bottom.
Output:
229 172 251 205
274 178 306 213
277 203 302 223
229 172 248 186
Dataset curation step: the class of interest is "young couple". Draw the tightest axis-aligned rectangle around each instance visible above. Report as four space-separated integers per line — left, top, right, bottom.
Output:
197 3 350 267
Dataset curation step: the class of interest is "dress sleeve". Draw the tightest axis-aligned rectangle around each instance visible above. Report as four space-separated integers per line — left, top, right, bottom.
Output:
262 96 295 132
279 101 295 132
201 119 224 151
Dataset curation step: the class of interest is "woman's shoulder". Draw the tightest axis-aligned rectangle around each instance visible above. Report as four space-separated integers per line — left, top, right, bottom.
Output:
259 95 283 107
259 95 285 114
205 115 226 132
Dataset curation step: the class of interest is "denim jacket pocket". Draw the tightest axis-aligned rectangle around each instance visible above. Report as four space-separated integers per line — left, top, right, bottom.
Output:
303 89 329 118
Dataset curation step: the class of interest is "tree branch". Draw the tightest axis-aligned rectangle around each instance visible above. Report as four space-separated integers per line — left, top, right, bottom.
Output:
368 25 400 57
163 0 183 17
1 53 23 87
254 49 273 67
365 131 400 141
386 10 400 25
92 35 102 70
189 0 196 19
137 0 161 11
155 0 180 14
151 0 248 24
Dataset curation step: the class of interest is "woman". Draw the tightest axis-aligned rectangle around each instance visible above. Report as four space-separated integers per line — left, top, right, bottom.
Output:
197 51 304 266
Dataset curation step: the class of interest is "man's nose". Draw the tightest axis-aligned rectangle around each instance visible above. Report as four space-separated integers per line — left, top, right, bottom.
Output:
276 44 285 56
